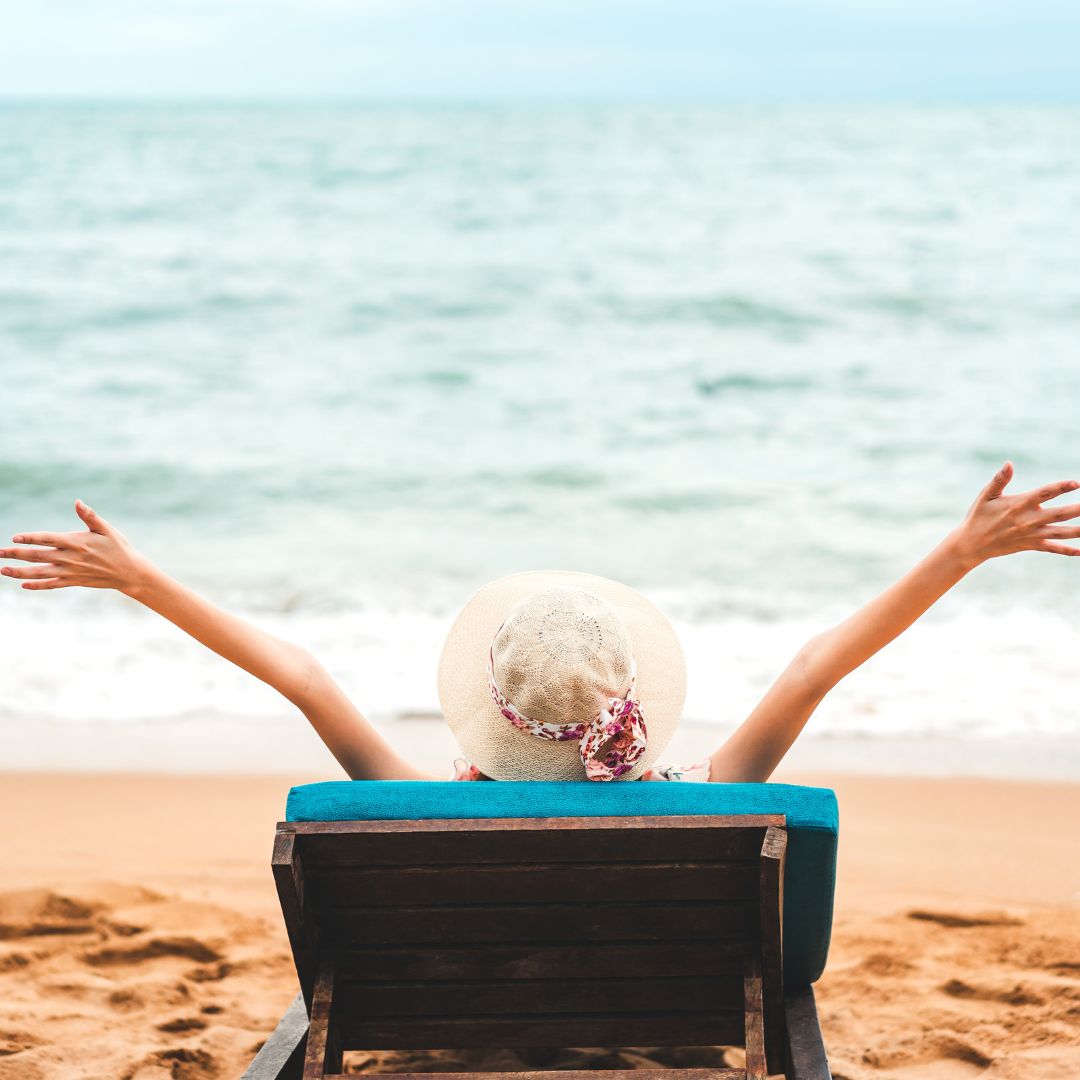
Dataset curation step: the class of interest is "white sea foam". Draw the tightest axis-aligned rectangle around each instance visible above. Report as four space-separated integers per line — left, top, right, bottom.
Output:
3 591 1076 766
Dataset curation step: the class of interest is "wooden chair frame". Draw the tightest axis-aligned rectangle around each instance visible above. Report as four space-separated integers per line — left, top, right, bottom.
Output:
243 814 830 1080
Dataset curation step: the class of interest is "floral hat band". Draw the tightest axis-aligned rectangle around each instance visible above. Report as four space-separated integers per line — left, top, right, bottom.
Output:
486 637 649 781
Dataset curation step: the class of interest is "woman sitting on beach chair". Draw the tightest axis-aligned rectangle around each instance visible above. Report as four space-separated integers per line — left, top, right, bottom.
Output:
2 460 1077 784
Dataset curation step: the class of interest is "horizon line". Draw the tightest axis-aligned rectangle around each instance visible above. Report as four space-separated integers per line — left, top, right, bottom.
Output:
2 94 1079 108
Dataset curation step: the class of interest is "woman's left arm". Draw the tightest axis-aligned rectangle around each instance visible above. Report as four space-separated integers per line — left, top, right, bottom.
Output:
0 500 438 781
709 461 1079 783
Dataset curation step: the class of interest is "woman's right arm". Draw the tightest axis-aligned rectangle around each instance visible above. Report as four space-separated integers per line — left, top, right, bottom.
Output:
1 500 437 780
708 462 1080 784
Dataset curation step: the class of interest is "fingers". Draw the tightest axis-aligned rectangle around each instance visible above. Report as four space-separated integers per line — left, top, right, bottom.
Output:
8 532 71 548
1 563 61 579
0 545 62 563
20 578 68 590
981 460 1013 500
1036 541 1080 557
1037 525 1080 540
1025 479 1080 507
1040 501 1080 523
74 499 111 535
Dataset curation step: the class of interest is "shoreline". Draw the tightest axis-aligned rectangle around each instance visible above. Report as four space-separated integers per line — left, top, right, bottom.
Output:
4 602 1078 756
3 710 1079 781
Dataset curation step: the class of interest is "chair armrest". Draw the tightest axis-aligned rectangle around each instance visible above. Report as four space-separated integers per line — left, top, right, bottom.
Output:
785 984 831 1080
241 991 308 1080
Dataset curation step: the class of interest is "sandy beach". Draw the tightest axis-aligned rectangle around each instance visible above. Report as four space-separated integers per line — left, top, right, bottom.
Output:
2 749 1078 1080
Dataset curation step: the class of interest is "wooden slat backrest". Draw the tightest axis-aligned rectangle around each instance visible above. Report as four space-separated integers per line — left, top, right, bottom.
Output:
274 814 786 1071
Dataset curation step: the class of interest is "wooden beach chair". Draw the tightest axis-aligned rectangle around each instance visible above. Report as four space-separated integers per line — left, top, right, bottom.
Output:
243 781 838 1080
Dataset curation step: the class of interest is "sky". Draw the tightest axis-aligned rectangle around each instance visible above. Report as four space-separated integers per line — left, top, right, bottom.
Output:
1 0 1078 102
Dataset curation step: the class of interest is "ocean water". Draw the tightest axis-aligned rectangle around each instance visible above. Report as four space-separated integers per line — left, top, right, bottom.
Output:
1 104 1079 770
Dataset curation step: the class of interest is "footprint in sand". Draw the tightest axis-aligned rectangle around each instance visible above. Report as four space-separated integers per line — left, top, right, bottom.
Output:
0 1029 41 1057
108 981 192 1013
130 1046 217 1079
857 950 918 977
157 1016 207 1034
0 882 289 1080
929 1034 995 1071
861 1031 994 1073
0 885 163 944
941 977 1045 1007
185 961 234 983
906 909 1024 928
83 935 222 967
0 953 29 974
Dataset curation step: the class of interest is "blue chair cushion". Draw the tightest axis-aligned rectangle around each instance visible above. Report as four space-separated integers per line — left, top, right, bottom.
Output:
286 780 838 985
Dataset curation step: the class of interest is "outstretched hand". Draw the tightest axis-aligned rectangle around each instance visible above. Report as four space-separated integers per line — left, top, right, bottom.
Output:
953 461 1080 566
0 500 152 592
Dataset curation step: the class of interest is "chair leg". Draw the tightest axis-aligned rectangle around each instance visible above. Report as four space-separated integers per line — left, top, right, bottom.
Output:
784 984 831 1080
241 991 309 1080
743 953 767 1080
303 957 343 1080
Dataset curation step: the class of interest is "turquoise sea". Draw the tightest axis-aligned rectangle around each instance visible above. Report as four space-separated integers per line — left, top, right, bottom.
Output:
1 105 1078 768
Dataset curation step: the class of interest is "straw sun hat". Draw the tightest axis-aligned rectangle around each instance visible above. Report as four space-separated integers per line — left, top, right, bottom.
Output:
437 570 687 781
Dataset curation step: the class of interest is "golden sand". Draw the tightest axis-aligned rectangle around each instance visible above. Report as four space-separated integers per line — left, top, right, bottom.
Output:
1 771 1077 1078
